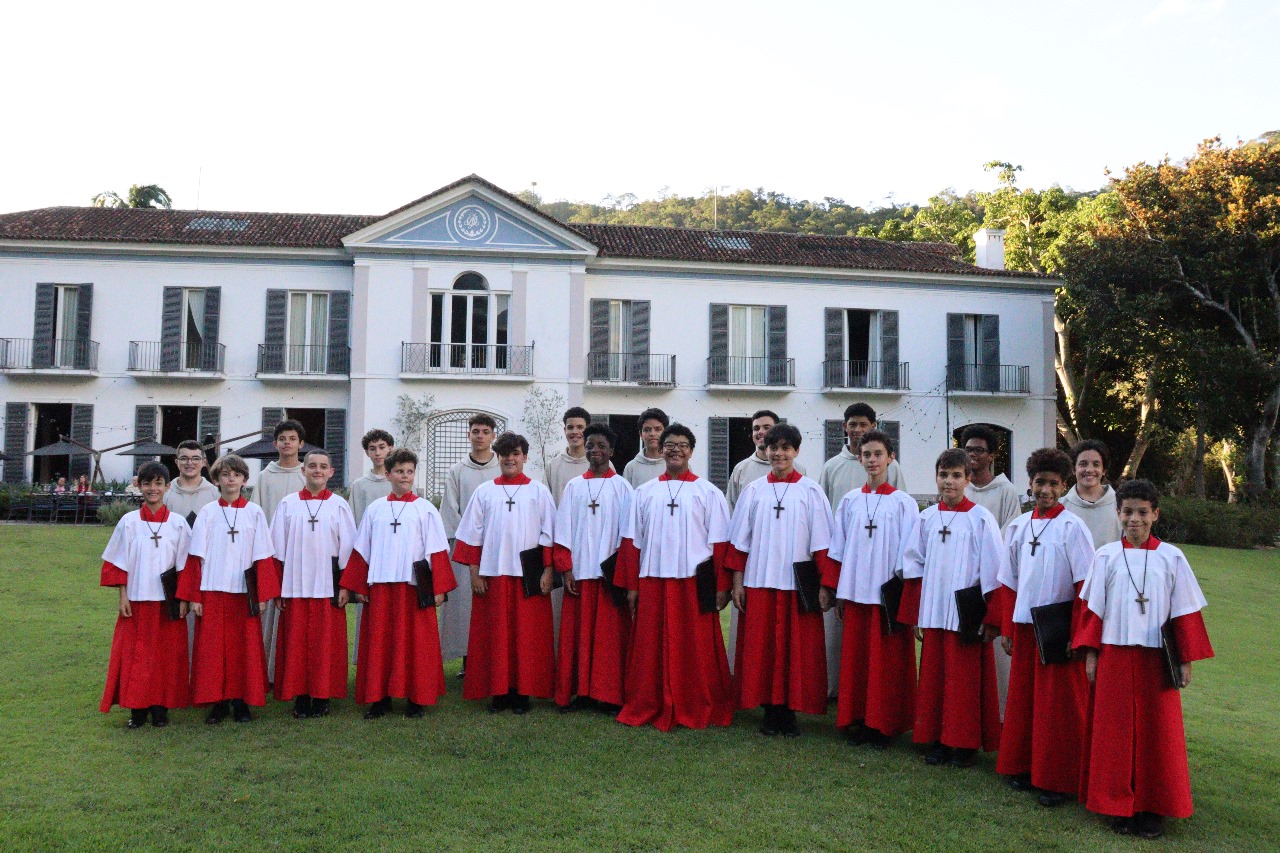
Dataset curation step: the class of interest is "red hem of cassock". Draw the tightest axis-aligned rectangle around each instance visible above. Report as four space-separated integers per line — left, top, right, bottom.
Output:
464 575 555 700
190 591 269 706
733 588 827 715
1080 644 1195 818
100 601 191 712
618 576 733 731
355 582 446 705
996 622 1089 795
836 601 916 734
274 598 349 701
913 628 1001 751
555 579 632 706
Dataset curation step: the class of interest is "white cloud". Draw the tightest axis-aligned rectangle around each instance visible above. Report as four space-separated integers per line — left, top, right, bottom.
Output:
1144 0 1226 24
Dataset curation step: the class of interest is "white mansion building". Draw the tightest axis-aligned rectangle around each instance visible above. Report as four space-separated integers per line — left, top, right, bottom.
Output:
0 175 1055 498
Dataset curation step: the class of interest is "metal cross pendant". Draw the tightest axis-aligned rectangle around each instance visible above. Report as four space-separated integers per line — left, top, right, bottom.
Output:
1135 592 1148 614
308 516 319 531
666 499 679 516
1029 537 1041 556
150 530 162 547
505 496 516 512
939 526 951 543
389 518 401 533
865 520 877 538
227 527 239 543
587 499 600 515
773 501 785 519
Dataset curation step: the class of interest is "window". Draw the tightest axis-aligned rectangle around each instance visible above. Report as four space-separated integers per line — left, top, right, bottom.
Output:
287 292 329 373
729 305 766 383
588 298 655 383
53 285 79 367
182 289 207 370
429 273 510 370
708 303 789 386
947 313 1000 391
824 308 901 389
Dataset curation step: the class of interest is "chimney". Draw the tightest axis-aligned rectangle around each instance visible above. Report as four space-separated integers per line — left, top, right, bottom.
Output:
973 228 1006 270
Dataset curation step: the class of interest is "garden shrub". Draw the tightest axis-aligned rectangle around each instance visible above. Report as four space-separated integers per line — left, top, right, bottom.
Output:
1154 496 1280 549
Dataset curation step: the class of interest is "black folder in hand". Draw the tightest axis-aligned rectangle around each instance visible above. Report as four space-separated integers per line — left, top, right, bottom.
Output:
412 558 435 609
793 560 821 615
695 558 717 614
880 574 907 635
599 552 628 608
520 546 546 598
1161 621 1184 690
159 567 181 620
244 565 260 617
331 557 343 608
1030 600 1074 665
954 584 987 645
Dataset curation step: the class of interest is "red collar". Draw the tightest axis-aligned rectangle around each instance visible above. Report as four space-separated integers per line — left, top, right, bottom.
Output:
659 470 697 482
299 488 332 500
766 470 802 484
1122 535 1161 550
861 482 896 495
387 491 418 502
218 496 249 508
939 497 976 512
140 504 170 523
1032 503 1066 520
495 474 531 486
583 469 615 479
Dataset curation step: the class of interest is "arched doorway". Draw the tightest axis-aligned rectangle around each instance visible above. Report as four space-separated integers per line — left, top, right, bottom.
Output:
952 423 1013 480
423 409 508 499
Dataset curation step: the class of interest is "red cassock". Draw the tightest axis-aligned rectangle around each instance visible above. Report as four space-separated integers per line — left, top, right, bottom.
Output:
614 539 734 731
1074 607 1214 818
553 545 632 707
898 578 1001 751
454 541 555 701
273 563 349 701
99 562 191 712
179 556 280 706
341 549 455 706
729 547 829 716
994 583 1090 796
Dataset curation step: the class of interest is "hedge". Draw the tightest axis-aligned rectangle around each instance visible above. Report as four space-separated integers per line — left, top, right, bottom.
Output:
1154 496 1280 549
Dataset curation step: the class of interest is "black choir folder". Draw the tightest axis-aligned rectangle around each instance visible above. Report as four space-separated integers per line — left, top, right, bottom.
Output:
1161 621 1184 690
793 560 821 615
159 567 181 620
599 552 629 608
412 559 436 609
880 574 907 635
331 557 344 608
1030 600 1074 665
520 546 546 597
244 566 260 617
954 584 987 645
695 558 717 614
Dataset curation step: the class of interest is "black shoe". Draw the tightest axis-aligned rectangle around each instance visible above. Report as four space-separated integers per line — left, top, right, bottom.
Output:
950 748 977 768
150 706 169 728
1037 791 1068 808
846 723 870 746
779 708 800 738
364 697 391 719
1111 817 1135 835
868 730 891 750
405 701 425 719
310 699 330 717
1008 774 1034 792
457 657 466 679
759 705 780 737
1136 812 1164 839
293 695 312 719
231 699 253 723
488 693 510 714
127 709 149 729
511 694 531 715
205 701 230 725
924 743 952 765
595 701 622 716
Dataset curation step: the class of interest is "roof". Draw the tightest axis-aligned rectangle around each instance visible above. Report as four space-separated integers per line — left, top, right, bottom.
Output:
0 178 1050 279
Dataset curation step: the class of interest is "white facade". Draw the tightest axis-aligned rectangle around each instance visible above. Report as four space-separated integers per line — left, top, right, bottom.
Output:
0 178 1055 498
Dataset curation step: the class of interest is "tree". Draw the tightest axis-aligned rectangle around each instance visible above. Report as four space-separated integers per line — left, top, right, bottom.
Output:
521 387 566 472
391 392 436 456
91 184 173 209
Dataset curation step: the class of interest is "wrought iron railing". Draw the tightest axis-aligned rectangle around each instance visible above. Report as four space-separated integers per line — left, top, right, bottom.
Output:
587 352 676 386
822 360 909 390
946 362 1030 393
0 338 99 371
129 340 226 373
257 344 350 375
401 343 534 376
706 355 794 386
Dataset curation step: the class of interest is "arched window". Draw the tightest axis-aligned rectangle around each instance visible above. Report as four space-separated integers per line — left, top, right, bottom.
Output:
429 273 510 370
423 409 508 497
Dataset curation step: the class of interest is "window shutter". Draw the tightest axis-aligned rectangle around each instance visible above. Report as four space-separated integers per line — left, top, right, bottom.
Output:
73 284 93 370
70 404 93 479
630 299 651 382
588 299 610 380
197 406 221 447
824 307 843 387
262 290 288 373
979 314 1000 391
134 405 159 472
327 291 351 374
766 305 788 385
880 310 900 389
324 409 347 486
32 284 55 368
708 303 729 383
824 419 845 462
946 313 966 390
707 417 731 492
261 407 285 438
880 420 901 461
202 287 222 370
3 402 29 483
161 287 183 370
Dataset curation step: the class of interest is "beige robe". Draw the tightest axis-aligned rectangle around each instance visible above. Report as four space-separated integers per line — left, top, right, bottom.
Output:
251 460 305 683
438 453 500 662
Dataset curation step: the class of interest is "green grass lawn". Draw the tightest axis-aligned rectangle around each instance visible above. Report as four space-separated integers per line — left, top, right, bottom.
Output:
0 525 1275 851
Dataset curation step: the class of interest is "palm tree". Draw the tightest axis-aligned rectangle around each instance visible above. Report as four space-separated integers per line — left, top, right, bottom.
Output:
91 184 173 209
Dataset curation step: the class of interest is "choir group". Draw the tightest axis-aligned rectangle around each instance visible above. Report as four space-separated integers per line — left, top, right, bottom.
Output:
97 404 1214 841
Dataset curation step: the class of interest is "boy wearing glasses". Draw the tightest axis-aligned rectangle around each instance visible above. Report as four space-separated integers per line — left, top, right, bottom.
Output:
164 439 218 522
961 425 1023 530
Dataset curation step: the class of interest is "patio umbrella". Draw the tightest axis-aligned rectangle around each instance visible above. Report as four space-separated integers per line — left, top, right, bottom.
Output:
116 439 180 456
231 438 325 459
29 439 94 456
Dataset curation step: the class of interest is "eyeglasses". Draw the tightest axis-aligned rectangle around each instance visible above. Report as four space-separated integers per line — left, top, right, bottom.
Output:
662 442 691 451
963 446 990 455
176 456 204 464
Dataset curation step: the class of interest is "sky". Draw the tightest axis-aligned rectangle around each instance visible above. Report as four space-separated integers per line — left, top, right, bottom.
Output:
1 0 1275 216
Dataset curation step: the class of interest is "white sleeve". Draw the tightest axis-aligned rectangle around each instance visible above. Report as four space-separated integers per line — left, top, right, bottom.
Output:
354 503 374 560
1000 516 1024 591
828 496 851 565
538 488 556 548
902 510 928 580
249 505 276 562
1169 548 1209 618
622 486 644 549
893 496 921 577
1080 548 1110 618
1066 518 1096 584
187 508 210 560
977 510 1007 595
334 498 357 568
554 483 575 549
707 486 732 545
808 486 835 555
727 482 755 554
270 501 290 563
419 502 451 559
101 515 132 568
454 487 486 549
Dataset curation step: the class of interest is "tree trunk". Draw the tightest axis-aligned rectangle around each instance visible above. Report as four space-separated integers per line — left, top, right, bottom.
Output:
1122 372 1158 479
1193 407 1207 499
1219 440 1237 503
1054 312 1083 446
1243 380 1280 498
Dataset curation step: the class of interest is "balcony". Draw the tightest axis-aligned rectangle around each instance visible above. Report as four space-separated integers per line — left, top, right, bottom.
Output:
401 342 535 380
128 341 226 379
587 352 676 388
257 344 350 380
706 355 794 389
947 363 1031 394
0 338 99 377
822 360 909 393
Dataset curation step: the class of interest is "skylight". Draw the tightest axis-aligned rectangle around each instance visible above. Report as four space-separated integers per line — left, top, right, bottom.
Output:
705 235 751 251
185 217 251 232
